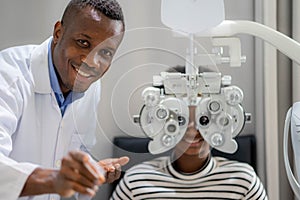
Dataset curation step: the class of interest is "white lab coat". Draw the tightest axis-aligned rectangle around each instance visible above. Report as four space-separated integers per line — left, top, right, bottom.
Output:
0 38 101 200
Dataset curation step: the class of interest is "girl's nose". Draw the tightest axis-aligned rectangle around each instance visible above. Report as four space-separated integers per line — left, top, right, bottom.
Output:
188 121 196 128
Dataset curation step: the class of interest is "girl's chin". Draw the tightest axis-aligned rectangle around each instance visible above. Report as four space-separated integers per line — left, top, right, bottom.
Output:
185 149 208 156
176 148 203 156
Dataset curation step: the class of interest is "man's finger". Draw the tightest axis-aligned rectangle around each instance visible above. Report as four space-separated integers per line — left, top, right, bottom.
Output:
67 151 104 184
60 165 96 188
117 156 130 166
114 163 121 179
106 164 121 183
84 159 106 184
98 156 129 166
69 150 90 163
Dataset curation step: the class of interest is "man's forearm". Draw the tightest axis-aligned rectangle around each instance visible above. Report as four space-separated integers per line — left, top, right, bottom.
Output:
20 168 57 196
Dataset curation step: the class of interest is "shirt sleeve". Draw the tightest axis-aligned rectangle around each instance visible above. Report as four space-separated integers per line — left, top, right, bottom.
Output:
0 153 38 200
244 173 268 200
0 80 38 199
110 174 134 200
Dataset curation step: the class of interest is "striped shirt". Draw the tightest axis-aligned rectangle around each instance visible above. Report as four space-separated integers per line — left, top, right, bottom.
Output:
111 156 268 200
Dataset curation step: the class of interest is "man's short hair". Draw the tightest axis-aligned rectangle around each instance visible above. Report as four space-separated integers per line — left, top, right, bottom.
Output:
62 0 124 26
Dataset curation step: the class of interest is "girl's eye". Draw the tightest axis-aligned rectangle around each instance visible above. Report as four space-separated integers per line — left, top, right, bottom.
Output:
100 49 113 58
94 49 114 65
77 39 90 48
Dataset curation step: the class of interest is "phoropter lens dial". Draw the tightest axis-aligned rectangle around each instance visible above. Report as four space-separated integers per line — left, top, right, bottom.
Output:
199 115 210 126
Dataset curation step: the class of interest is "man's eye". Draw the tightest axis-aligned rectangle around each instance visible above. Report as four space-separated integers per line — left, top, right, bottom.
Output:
77 39 89 48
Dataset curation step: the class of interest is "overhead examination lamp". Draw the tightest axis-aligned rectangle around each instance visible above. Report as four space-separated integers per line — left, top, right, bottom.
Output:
134 0 300 198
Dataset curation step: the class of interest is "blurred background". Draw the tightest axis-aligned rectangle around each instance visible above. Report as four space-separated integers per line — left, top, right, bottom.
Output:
0 0 298 199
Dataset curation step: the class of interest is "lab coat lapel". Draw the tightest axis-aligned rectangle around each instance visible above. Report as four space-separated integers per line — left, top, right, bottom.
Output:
30 37 52 94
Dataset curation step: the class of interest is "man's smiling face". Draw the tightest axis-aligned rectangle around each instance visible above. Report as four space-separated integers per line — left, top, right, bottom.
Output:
52 6 124 94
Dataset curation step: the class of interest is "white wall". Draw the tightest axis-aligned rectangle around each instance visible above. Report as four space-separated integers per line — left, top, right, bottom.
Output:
0 0 282 199
0 0 69 49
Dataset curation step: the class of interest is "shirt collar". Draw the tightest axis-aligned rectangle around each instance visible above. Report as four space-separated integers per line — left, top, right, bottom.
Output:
30 37 52 94
48 39 63 98
166 155 215 180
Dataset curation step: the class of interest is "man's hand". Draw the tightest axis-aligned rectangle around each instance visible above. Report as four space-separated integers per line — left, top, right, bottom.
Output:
21 150 105 198
52 151 106 197
98 156 130 183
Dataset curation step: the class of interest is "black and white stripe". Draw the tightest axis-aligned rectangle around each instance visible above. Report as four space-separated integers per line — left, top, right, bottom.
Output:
111 156 267 200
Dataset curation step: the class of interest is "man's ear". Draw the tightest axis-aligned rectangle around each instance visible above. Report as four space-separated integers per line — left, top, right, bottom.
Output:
53 21 62 44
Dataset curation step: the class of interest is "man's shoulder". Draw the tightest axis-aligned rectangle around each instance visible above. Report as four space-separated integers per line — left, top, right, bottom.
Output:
0 44 37 59
0 43 39 75
0 38 51 64
0 44 41 89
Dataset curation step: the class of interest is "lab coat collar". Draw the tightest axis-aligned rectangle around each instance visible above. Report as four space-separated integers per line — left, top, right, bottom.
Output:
30 37 52 94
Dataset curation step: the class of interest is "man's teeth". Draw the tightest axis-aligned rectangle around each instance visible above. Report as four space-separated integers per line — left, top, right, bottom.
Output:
75 68 90 77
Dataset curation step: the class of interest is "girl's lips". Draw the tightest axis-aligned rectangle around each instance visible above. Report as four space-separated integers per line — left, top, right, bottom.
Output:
182 138 204 144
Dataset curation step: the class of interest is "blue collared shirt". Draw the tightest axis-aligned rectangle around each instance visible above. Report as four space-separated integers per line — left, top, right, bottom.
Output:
48 39 83 116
